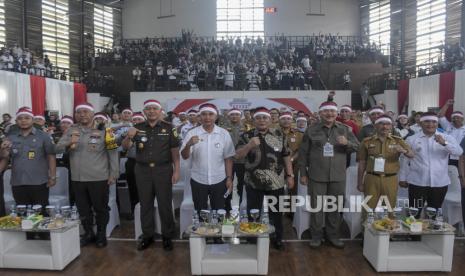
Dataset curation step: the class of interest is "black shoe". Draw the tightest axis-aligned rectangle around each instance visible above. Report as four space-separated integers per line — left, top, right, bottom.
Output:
80 232 96 247
137 236 154 251
96 232 107 248
162 238 173 251
273 240 285 251
327 238 345 249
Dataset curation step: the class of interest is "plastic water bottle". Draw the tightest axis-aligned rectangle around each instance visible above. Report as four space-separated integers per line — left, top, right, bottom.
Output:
71 205 79 220
436 208 444 230
9 205 17 218
367 209 375 225
211 210 218 225
26 205 33 217
261 210 269 225
192 210 200 228
240 210 249 223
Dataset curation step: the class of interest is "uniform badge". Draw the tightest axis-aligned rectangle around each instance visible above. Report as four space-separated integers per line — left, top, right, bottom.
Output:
12 148 18 154
274 147 279 152
32 138 36 143
215 142 221 148
290 138 296 143
28 151 35 160
172 128 179 138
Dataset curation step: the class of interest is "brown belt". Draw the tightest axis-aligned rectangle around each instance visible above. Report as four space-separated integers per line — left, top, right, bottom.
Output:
367 172 397 177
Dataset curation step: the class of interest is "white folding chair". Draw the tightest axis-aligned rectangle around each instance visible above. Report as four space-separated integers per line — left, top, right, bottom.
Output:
343 165 363 239
49 167 69 207
106 184 120 237
442 165 463 226
2 169 14 212
292 173 310 239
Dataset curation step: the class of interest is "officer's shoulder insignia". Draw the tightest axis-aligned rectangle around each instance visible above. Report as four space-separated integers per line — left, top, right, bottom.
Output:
161 120 172 126
391 135 402 140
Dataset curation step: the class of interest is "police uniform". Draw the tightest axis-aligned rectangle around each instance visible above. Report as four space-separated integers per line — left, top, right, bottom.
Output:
224 121 247 208
358 134 411 211
56 124 119 245
7 127 55 208
282 128 303 195
133 120 180 240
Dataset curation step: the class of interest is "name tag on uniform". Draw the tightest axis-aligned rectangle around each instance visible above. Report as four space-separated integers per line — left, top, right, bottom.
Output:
374 157 385 173
28 151 35 160
323 142 334 157
56 153 63 159
290 138 296 142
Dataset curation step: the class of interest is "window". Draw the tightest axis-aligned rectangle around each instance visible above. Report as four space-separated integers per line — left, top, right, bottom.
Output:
94 3 113 52
416 0 446 70
0 0 5 47
216 0 264 40
42 0 70 70
368 0 390 55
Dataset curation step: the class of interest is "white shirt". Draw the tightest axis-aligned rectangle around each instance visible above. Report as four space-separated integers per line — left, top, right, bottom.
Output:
181 125 235 185
180 122 197 140
438 117 465 160
399 131 463 187
410 123 422 134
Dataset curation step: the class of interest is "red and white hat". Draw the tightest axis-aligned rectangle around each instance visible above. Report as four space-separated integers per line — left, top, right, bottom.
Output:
451 111 464 119
75 103 94 112
143 99 162 109
94 112 108 121
340 105 352 112
369 106 385 115
296 116 307 122
398 113 409 119
279 111 293 120
33 114 45 121
122 108 133 114
132 112 145 121
188 109 198 115
228 108 242 116
199 103 218 115
16 107 33 118
374 115 393 124
420 112 438 122
319 101 338 112
60 115 74 124
253 107 271 118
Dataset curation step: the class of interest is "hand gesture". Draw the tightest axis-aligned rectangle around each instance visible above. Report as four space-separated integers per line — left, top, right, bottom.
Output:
447 99 454 106
248 137 260 148
127 127 138 139
434 134 446 146
394 144 407 154
336 135 348 146
188 135 200 146
70 131 80 145
300 175 308 186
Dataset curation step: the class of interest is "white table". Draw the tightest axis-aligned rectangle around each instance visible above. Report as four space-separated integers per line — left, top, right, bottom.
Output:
187 225 272 275
363 223 455 272
0 221 80 270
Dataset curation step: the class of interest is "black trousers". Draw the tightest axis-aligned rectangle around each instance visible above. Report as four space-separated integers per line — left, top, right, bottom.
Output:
191 178 226 211
0 172 5 216
225 163 245 211
125 158 139 213
246 186 284 241
408 184 448 218
73 181 109 232
12 183 49 208
135 164 175 239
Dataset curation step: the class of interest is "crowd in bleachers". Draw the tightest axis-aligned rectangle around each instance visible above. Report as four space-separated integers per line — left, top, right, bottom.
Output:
0 44 69 80
88 32 386 92
417 43 465 77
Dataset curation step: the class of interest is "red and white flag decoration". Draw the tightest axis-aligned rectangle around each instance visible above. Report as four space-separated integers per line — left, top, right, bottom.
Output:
0 71 87 117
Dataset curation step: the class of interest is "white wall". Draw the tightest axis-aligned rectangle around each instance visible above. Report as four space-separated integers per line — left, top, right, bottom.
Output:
122 0 360 38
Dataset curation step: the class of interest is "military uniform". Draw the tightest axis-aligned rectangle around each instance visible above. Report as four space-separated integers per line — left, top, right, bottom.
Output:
133 120 180 240
358 124 400 141
224 121 247 208
241 119 254 132
298 121 359 241
358 134 411 211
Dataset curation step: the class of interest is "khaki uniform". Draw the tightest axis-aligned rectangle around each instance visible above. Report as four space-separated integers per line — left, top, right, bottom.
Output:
241 119 254 132
358 134 411 210
282 128 303 195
